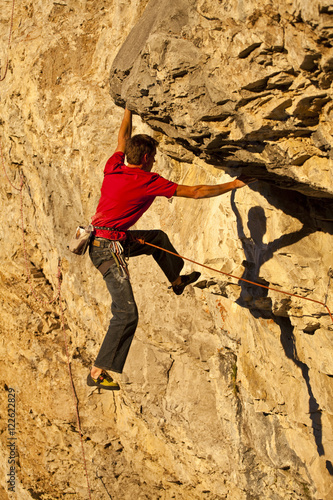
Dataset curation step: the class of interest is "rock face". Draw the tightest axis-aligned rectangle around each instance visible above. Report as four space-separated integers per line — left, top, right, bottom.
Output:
0 1 333 500
110 0 333 201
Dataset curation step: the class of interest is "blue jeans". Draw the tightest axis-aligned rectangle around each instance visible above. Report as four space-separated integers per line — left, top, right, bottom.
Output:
89 230 184 373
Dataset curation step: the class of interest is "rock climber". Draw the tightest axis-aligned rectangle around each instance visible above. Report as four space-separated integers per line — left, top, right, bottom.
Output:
87 107 254 391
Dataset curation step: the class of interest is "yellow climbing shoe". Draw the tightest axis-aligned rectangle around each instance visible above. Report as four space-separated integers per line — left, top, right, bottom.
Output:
87 370 120 391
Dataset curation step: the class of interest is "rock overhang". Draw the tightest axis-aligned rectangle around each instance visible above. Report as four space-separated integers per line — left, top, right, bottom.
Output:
109 0 333 201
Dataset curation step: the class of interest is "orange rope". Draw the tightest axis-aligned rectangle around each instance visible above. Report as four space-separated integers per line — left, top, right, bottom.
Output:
135 238 333 324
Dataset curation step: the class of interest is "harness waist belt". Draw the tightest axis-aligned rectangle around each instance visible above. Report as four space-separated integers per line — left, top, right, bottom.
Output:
94 226 121 231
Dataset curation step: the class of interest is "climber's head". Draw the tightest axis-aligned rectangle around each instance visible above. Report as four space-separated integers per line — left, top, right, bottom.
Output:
125 134 158 171
247 206 266 244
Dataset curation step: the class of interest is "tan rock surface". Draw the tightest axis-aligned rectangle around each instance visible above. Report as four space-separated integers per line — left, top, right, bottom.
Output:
111 0 333 200
0 1 333 499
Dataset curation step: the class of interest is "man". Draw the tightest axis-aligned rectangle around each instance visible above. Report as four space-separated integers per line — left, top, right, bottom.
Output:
87 107 253 391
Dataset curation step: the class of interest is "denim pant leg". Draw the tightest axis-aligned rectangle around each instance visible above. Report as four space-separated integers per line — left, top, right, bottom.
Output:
90 245 138 373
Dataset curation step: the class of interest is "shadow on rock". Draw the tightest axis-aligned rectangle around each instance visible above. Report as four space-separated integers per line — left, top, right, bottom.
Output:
230 187 330 465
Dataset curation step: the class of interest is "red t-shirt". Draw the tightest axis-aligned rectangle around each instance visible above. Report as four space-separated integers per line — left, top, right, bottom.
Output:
92 152 178 240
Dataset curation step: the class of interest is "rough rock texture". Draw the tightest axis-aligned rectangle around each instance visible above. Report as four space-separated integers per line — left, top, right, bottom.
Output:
110 0 333 201
0 1 333 500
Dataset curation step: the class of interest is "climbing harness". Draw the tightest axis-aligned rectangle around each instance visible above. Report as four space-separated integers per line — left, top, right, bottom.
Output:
94 225 118 231
135 237 333 325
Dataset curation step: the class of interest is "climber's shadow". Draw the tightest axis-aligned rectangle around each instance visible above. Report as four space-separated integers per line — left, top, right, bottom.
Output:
230 187 330 469
230 191 313 311
278 316 325 458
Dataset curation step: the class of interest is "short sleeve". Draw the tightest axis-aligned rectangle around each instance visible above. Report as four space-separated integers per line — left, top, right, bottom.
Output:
104 151 125 175
146 174 178 198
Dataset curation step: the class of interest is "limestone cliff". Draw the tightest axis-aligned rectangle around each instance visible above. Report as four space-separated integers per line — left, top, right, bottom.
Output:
0 1 332 499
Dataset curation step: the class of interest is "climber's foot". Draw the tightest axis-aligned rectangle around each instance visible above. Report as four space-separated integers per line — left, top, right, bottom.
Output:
170 271 201 296
87 370 120 391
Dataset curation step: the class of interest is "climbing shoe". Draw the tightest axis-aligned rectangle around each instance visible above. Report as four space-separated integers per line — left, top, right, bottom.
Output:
170 271 201 295
87 370 120 391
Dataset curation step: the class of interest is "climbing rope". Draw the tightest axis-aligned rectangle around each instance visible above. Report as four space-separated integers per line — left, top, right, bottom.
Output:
0 0 15 81
0 4 92 498
1 144 92 498
1 144 92 499
135 238 333 325
58 279 92 500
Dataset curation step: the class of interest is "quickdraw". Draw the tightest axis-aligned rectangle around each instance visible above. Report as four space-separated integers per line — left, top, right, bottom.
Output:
109 240 129 277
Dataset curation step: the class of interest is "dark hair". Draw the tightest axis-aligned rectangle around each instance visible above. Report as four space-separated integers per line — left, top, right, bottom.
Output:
125 134 159 165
